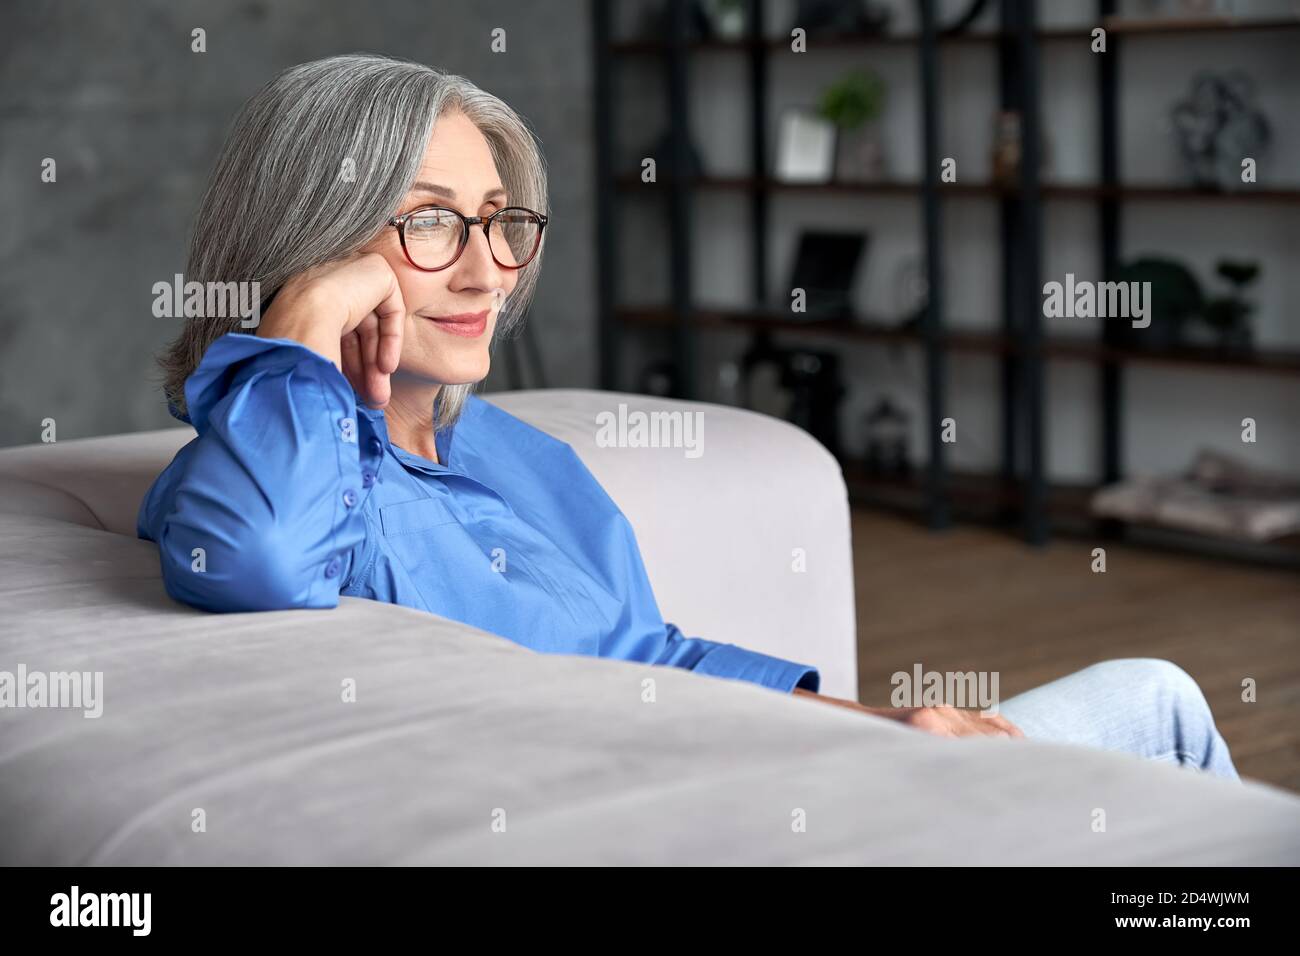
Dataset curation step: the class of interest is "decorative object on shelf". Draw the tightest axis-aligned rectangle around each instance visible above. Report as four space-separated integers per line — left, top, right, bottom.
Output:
774 107 837 183
781 230 869 320
700 0 747 40
1091 449 1300 542
786 349 846 460
991 110 1022 189
1197 259 1259 349
787 0 892 36
990 109 1051 188
739 337 845 459
739 334 789 421
818 68 889 182
1111 257 1260 351
637 357 679 397
1169 71 1271 192
712 358 743 405
862 397 912 478
1109 257 1204 349
892 255 928 328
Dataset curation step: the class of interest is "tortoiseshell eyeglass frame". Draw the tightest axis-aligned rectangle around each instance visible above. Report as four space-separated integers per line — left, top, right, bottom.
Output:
387 204 548 272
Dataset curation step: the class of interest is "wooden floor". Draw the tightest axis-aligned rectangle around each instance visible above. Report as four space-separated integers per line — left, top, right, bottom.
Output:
850 507 1300 793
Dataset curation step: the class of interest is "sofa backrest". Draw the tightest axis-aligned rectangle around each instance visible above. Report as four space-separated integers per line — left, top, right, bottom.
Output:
0 389 858 696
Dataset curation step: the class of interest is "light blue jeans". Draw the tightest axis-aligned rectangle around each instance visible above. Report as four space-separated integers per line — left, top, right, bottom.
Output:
996 658 1240 782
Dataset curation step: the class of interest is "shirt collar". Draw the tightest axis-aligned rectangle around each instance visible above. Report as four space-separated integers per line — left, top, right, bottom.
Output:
353 390 458 475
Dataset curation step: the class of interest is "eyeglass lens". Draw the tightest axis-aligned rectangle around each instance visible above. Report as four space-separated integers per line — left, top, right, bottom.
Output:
403 207 542 270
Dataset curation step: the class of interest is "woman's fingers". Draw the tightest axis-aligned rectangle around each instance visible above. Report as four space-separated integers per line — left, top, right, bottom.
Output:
258 252 407 377
897 706 1024 739
340 327 364 396
371 264 406 375
976 712 1023 738
997 715 1026 738
357 313 389 408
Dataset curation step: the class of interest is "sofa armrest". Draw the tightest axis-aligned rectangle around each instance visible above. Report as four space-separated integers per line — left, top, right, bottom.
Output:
484 389 858 699
0 429 195 535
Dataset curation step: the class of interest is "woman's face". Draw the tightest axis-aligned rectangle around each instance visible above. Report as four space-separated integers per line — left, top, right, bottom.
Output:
363 111 519 389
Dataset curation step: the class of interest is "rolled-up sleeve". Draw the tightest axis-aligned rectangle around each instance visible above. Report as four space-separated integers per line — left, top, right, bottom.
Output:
654 623 821 693
138 332 367 612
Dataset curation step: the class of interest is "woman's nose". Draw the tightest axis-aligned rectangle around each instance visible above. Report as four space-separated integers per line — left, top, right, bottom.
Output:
453 226 507 287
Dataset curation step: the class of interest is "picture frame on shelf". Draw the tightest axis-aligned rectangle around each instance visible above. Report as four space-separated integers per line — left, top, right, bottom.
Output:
774 107 837 183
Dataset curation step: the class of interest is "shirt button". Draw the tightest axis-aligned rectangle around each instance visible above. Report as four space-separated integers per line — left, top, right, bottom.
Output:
362 469 376 488
342 488 359 508
368 437 384 456
324 557 341 578
338 417 356 443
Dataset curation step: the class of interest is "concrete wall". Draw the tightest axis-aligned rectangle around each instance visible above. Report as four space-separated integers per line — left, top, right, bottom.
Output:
0 0 594 446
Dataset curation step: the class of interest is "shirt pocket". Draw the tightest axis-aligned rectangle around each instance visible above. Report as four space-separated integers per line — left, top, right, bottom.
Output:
376 496 483 622
379 497 459 536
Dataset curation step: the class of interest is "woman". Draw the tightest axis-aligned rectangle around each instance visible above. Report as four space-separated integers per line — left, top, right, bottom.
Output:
140 54 1238 781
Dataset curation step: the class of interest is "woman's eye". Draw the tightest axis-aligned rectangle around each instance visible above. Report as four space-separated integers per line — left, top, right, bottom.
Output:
409 214 455 234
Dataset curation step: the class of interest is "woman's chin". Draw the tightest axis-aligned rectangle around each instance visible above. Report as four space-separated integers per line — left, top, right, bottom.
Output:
396 355 489 389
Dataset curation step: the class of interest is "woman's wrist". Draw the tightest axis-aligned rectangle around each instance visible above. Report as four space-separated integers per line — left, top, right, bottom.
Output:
793 687 878 715
256 292 343 370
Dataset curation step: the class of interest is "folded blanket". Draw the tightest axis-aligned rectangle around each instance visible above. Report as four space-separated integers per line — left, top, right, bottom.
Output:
1091 450 1300 542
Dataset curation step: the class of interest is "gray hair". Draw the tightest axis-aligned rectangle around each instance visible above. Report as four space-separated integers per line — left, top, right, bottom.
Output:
158 53 549 431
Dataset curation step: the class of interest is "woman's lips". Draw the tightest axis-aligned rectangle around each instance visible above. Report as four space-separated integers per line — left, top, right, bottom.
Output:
423 309 488 338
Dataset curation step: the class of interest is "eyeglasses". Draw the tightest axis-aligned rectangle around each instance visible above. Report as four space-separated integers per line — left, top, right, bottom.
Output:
388 204 548 272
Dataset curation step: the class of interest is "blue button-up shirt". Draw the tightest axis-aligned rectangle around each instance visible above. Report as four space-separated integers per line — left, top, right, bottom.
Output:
138 333 820 694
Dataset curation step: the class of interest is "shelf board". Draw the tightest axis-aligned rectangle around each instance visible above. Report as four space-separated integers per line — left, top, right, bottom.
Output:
840 463 1095 515
619 307 1300 376
614 174 1300 203
619 174 991 197
839 464 1300 559
609 18 1300 54
610 33 1000 54
1100 15 1300 36
1079 183 1300 203
1043 338 1300 375
621 305 926 346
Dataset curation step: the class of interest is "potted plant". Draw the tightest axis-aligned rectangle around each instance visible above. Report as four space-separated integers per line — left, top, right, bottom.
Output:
702 0 747 40
817 69 888 182
1199 260 1259 349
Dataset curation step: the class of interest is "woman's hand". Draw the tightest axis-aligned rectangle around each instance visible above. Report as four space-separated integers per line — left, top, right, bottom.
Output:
256 253 406 408
792 688 1024 739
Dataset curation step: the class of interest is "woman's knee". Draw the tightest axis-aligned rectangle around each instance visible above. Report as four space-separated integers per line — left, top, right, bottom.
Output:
1088 657 1211 715
1064 658 1234 775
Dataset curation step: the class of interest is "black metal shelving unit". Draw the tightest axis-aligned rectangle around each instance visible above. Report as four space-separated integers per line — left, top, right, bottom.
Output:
592 0 1300 562
917 0 951 533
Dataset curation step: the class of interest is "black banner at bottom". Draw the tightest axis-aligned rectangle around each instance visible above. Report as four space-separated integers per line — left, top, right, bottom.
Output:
0 865 1289 941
